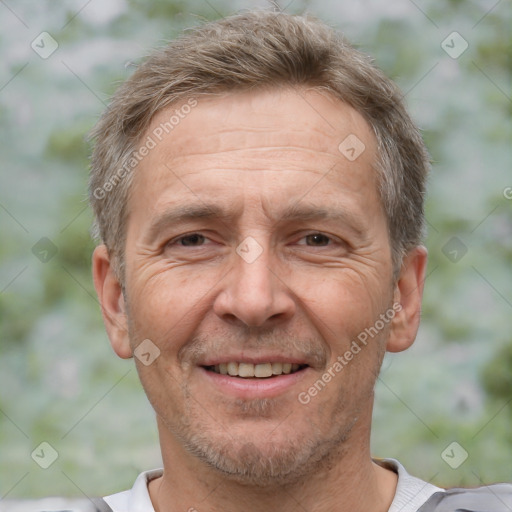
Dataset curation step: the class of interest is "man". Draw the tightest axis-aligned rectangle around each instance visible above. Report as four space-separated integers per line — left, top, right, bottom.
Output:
89 9 511 512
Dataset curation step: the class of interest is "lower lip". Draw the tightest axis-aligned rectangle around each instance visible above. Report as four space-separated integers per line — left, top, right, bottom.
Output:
199 366 310 399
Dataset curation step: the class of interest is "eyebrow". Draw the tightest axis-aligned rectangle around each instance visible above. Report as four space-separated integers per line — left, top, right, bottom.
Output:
143 204 229 244
143 202 366 244
278 203 366 236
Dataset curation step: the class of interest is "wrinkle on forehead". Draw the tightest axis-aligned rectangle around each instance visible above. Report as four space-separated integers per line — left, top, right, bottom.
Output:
127 87 381 240
142 87 377 169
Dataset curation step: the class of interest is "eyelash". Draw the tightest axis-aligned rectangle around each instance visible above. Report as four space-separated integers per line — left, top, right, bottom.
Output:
167 232 340 248
171 233 210 247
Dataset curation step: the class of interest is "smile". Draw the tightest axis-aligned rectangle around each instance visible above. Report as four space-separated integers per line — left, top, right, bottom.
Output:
204 362 308 378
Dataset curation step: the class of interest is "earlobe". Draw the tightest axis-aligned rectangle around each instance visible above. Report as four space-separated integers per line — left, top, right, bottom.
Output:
386 246 428 353
92 245 132 359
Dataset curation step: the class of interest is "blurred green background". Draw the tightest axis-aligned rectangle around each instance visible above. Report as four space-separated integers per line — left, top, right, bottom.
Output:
1 0 511 499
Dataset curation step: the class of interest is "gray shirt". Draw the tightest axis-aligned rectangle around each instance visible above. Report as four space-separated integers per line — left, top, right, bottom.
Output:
103 458 444 512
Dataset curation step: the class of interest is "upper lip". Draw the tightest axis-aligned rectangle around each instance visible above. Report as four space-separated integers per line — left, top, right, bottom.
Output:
198 354 311 367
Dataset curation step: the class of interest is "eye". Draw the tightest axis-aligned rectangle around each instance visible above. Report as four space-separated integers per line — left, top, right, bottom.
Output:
297 233 334 247
169 233 209 247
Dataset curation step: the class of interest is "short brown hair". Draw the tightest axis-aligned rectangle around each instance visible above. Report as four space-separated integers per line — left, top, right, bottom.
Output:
88 9 429 282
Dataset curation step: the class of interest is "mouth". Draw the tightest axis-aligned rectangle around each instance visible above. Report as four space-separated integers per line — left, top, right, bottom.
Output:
203 362 309 378
198 356 313 399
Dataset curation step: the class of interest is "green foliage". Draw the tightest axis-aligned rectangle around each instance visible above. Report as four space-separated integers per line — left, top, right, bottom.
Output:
127 0 189 19
481 342 512 404
1 0 511 498
45 123 91 164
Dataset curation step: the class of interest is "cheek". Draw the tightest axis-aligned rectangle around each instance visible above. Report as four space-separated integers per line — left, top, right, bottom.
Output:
297 271 387 338
126 269 216 351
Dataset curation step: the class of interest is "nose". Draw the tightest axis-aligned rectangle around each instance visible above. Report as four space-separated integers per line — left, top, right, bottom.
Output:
212 242 296 328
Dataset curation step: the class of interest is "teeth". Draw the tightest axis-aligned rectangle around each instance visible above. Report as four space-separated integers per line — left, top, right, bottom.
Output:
271 362 283 375
210 362 305 378
254 363 273 378
227 362 239 376
238 363 254 378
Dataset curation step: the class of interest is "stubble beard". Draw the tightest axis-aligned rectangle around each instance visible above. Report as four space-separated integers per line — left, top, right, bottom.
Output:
158 385 371 488
127 302 386 488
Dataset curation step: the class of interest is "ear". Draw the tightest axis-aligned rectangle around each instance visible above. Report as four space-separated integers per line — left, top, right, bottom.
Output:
386 246 428 353
92 245 132 359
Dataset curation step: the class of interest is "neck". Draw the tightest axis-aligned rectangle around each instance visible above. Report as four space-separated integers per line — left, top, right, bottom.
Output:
149 413 397 512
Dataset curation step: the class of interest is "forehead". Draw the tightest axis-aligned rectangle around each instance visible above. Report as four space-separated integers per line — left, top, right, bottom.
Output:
144 87 375 163
128 87 380 223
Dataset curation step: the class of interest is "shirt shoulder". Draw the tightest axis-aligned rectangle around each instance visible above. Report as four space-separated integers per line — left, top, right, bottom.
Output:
380 458 512 512
103 469 163 512
375 458 444 512
417 483 512 511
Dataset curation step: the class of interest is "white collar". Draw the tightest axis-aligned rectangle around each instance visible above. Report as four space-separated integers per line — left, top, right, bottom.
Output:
104 468 162 512
104 459 443 512
376 458 443 512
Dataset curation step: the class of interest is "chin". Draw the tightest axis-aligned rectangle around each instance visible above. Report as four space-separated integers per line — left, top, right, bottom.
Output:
172 415 354 487
185 434 320 486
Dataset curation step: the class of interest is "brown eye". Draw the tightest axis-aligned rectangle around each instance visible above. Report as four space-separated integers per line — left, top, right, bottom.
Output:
178 234 206 246
304 233 331 246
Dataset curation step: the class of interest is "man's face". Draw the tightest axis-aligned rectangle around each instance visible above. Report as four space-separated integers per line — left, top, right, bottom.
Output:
120 87 397 483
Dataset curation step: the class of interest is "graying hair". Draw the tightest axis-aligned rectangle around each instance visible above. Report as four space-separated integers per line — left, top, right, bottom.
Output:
88 9 429 282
